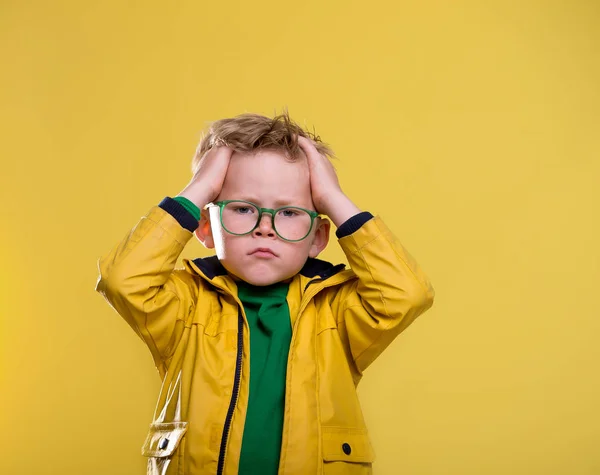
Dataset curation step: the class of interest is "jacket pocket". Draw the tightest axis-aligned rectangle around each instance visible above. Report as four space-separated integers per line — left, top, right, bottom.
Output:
142 421 188 475
322 427 375 474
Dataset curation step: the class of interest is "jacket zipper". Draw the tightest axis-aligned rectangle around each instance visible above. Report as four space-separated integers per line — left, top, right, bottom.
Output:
216 307 244 475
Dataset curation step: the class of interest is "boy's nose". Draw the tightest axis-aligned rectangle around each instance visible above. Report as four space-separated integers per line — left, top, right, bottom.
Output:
253 213 275 237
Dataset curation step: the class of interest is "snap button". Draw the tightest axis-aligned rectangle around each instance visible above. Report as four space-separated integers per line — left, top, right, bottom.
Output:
158 437 169 450
342 443 352 455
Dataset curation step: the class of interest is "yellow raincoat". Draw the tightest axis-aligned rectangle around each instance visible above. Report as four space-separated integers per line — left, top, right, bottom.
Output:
95 203 435 474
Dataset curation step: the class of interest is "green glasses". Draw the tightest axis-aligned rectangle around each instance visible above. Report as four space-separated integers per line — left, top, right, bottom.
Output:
208 200 320 242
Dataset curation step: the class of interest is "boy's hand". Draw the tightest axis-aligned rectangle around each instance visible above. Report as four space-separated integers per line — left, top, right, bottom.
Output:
177 146 234 208
298 136 361 228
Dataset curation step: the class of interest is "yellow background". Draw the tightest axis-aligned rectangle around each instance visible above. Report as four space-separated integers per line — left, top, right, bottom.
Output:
1 1 599 474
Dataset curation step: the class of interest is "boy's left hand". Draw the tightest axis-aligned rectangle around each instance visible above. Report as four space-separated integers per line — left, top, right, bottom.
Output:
298 136 362 227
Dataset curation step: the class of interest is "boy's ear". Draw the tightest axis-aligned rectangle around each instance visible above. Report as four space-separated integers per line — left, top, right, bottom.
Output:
194 208 215 249
308 217 331 258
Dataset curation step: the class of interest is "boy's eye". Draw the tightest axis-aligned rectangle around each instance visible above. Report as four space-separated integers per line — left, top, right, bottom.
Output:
233 206 255 214
278 208 300 218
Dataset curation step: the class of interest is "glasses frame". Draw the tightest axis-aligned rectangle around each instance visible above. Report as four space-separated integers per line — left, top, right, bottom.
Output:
208 199 320 242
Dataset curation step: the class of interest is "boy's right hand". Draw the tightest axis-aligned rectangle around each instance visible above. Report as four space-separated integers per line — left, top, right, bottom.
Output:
176 146 234 208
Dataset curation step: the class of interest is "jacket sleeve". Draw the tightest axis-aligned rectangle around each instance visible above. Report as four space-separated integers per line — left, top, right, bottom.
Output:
95 198 200 373
334 215 435 374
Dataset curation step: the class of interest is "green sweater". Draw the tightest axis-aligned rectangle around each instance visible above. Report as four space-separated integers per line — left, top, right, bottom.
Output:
173 196 290 474
236 280 291 474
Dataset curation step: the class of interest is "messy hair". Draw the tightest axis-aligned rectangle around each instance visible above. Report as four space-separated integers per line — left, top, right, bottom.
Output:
192 110 334 173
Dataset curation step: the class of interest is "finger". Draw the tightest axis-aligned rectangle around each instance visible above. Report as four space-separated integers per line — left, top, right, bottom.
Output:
297 136 318 159
208 145 234 162
211 144 229 155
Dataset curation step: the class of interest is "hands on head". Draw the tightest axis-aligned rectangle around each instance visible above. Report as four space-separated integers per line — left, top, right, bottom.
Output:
177 145 235 209
296 136 344 217
177 136 348 216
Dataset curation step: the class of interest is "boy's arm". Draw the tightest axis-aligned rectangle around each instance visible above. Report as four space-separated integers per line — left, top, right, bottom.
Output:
297 136 434 375
96 145 233 374
95 198 200 374
334 213 435 375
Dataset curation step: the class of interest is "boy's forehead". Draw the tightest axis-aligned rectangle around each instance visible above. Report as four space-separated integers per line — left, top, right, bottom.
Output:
220 150 313 205
227 149 308 175
229 148 306 164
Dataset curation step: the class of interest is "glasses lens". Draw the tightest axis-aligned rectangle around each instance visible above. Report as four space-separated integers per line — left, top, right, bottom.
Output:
274 208 312 241
221 201 260 234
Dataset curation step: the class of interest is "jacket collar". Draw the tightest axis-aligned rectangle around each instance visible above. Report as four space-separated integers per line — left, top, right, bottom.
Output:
183 255 354 304
186 255 346 281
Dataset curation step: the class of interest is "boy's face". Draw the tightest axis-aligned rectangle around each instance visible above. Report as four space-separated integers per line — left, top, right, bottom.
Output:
195 149 330 286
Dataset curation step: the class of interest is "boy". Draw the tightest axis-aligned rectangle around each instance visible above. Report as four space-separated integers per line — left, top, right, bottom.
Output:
95 112 435 475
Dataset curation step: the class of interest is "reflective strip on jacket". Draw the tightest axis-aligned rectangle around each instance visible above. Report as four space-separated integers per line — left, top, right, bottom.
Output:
95 204 435 474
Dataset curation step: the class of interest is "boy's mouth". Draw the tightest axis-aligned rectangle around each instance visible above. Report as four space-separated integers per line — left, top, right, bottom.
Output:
249 247 278 258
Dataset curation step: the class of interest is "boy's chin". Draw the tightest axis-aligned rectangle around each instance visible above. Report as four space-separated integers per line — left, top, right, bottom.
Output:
220 259 298 287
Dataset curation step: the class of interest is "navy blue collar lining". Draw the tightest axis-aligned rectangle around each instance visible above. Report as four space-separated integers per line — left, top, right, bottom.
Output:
191 256 345 281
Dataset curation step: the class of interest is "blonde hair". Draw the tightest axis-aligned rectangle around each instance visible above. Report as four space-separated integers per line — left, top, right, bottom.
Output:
192 110 334 173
